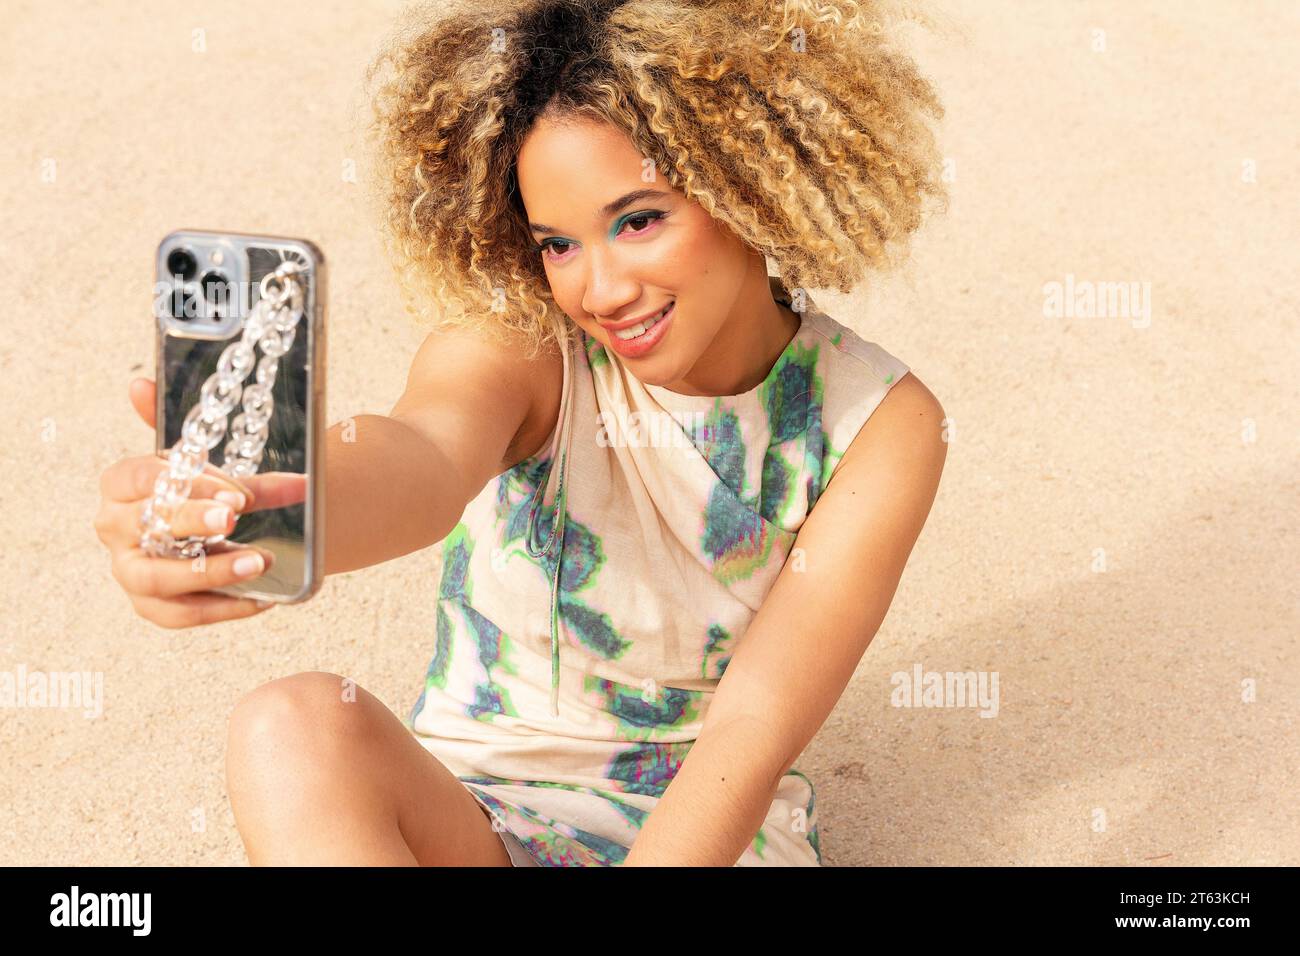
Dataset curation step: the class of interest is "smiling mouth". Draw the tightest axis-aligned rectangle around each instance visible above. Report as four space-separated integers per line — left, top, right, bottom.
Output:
611 301 673 341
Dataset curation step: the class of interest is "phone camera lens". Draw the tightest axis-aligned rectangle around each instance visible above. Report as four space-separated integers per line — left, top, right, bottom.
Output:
168 282 200 322
201 273 235 321
166 247 198 282
201 271 233 317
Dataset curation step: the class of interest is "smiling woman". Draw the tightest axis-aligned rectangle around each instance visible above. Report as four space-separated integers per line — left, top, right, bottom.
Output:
517 117 806 388
364 0 947 359
348 0 949 867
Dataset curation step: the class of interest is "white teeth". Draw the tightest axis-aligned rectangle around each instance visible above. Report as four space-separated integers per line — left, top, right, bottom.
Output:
614 318 655 340
613 303 672 341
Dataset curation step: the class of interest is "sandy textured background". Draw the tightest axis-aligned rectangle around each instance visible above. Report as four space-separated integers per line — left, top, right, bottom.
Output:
1 0 1296 866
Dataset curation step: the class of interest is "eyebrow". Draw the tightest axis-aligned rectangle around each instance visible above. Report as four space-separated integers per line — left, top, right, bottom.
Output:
528 188 672 235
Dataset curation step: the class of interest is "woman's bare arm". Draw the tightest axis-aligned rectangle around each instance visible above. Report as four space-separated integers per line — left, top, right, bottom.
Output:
323 325 562 577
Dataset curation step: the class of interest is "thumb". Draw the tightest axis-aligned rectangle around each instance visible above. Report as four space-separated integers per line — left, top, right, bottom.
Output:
129 377 156 430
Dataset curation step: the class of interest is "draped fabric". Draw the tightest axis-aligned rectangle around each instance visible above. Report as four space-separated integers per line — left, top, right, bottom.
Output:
407 275 910 866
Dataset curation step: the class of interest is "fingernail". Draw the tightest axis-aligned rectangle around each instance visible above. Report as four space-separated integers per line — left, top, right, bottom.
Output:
233 553 265 577
205 506 233 531
255 599 275 610
215 491 246 509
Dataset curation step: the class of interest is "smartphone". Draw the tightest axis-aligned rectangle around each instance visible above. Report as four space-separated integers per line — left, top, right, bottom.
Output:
152 228 326 604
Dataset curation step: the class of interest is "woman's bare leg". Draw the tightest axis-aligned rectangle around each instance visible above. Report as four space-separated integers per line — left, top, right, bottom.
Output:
225 671 512 866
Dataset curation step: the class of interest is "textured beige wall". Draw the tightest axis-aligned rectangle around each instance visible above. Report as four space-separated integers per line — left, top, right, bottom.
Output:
1 0 1295 865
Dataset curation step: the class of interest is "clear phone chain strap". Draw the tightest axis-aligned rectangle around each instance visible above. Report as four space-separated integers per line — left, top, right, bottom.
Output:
139 261 306 560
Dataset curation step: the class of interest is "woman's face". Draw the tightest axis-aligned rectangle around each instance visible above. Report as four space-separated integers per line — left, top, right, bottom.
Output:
516 114 778 394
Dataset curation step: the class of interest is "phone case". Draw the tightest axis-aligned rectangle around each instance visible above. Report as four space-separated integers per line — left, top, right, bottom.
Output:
153 228 326 604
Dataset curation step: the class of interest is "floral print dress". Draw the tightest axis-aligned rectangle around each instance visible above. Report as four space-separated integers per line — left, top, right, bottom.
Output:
406 275 910 866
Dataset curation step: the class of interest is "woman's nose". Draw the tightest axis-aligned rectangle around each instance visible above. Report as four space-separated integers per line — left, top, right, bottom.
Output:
580 255 639 318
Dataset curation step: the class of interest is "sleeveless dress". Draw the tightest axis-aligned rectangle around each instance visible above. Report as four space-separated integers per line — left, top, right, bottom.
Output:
405 275 911 866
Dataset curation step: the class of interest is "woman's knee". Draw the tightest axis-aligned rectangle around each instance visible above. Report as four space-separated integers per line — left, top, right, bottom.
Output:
225 671 380 778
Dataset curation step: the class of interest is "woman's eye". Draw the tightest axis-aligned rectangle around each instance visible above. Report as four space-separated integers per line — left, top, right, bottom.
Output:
537 210 666 262
540 240 577 264
620 211 664 234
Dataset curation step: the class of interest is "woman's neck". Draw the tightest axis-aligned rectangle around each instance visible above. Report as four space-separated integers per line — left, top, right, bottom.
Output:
659 269 801 398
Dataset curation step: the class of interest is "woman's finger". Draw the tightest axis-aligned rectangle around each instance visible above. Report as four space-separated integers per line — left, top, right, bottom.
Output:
129 378 156 431
96 496 229 552
100 455 256 510
129 588 276 630
111 542 276 600
236 472 307 513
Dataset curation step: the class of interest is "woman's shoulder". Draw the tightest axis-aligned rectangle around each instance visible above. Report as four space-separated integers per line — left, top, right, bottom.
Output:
796 306 941 491
799 307 910 392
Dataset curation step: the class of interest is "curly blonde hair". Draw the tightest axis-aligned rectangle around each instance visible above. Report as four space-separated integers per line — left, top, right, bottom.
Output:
363 0 947 360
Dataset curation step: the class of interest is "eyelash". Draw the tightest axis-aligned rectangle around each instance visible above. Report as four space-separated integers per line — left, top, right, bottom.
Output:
534 210 668 262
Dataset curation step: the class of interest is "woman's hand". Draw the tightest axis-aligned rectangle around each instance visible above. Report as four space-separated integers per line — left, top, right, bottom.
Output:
93 377 306 629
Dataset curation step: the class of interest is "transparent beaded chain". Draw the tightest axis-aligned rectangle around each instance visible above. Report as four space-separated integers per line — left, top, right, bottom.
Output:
138 261 306 560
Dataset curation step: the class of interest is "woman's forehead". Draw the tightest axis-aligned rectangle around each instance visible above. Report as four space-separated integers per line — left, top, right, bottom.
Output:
518 117 679 223
519 116 637 177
